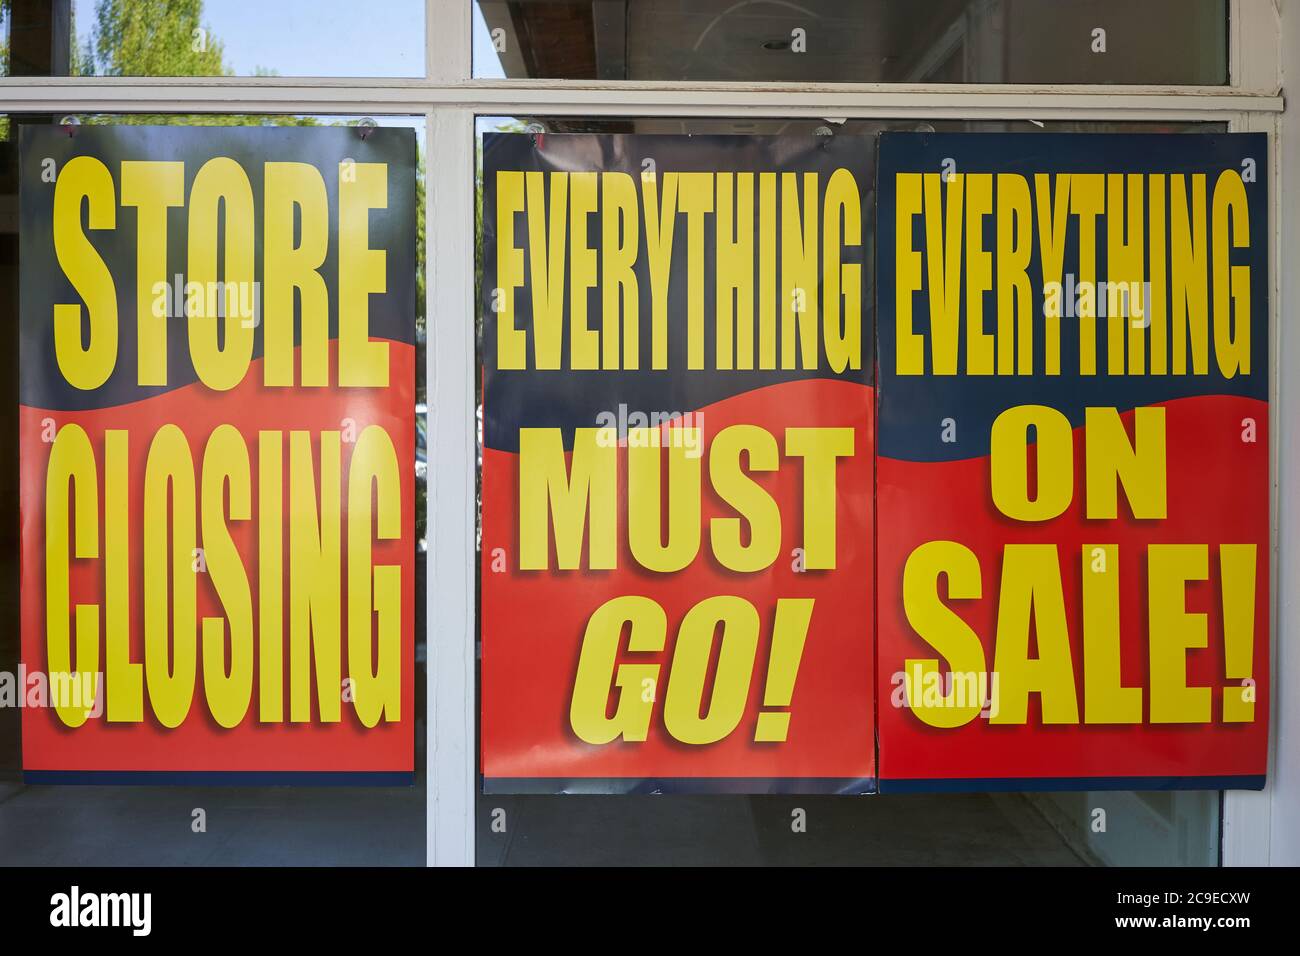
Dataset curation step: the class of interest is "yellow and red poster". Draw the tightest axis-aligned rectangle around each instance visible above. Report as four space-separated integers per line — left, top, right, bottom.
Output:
482 130 1270 795
877 133 1269 791
19 125 417 781
480 133 875 792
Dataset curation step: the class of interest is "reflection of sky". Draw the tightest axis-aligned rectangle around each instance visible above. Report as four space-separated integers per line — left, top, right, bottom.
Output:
472 2 505 79
474 3 516 135
476 115 518 136
72 0 425 77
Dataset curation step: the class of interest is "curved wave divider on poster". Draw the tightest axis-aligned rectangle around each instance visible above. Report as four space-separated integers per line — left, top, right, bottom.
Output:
480 132 875 794
18 125 418 782
875 132 1269 793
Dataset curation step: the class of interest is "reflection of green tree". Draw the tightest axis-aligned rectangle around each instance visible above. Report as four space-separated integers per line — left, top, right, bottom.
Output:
1 1 9 76
81 0 227 76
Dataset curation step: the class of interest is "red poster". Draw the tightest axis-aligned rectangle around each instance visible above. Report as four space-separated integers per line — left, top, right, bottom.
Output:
18 126 417 779
480 133 874 792
875 133 1269 791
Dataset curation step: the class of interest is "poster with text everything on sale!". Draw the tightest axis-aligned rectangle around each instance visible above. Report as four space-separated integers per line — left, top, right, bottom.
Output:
480 133 875 793
19 125 417 781
876 133 1269 792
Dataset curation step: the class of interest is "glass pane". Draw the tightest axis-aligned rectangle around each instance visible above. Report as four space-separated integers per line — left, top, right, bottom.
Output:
472 0 1228 84
0 112 426 865
473 114 1225 867
0 0 424 77
478 792 1220 865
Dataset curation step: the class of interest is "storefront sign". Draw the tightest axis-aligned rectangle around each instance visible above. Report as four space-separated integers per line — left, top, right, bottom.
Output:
18 126 417 779
877 133 1269 790
480 133 875 792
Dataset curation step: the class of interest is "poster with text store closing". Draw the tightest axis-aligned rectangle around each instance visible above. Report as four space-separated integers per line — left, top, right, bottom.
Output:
19 125 417 780
877 133 1269 792
481 133 874 793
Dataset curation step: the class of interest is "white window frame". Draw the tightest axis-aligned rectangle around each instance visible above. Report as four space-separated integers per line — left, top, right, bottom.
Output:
0 0 1287 868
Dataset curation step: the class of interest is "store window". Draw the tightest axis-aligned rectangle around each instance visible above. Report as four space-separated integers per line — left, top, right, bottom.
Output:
0 0 1284 876
472 0 1229 84
471 114 1232 867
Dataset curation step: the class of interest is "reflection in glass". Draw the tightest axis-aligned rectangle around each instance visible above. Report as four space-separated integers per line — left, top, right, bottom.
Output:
473 0 1228 85
2 0 425 79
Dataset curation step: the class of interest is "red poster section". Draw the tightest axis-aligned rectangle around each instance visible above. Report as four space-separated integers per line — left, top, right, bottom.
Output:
482 379 875 790
874 132 1269 791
